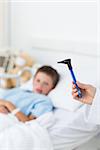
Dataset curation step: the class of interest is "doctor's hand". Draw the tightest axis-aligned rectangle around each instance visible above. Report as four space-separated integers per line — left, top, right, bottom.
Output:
72 81 96 105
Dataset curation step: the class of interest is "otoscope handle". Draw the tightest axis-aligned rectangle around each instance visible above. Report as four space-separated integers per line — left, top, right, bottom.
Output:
75 84 82 98
70 68 82 98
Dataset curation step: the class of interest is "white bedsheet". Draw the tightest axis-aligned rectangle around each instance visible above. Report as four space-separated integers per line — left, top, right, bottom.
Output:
48 89 100 150
0 112 53 150
0 88 100 150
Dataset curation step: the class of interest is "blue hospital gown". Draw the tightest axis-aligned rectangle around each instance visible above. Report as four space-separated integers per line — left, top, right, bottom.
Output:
1 88 53 117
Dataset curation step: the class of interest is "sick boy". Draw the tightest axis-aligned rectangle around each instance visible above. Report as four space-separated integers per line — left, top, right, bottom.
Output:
0 66 60 122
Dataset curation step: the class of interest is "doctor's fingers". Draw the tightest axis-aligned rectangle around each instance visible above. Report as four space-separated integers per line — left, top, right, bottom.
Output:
72 88 78 93
72 92 84 102
72 83 76 89
72 91 79 98
72 88 78 97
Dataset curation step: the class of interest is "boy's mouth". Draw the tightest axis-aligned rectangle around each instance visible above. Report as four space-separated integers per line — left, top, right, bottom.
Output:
36 88 42 93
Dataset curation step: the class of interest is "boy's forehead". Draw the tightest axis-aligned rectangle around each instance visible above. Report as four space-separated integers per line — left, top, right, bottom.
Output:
36 71 48 76
35 72 52 80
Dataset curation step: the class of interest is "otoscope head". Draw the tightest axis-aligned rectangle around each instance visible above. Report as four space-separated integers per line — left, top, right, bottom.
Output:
57 59 72 70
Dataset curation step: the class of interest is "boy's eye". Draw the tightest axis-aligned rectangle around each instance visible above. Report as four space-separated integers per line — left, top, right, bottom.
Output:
43 82 49 86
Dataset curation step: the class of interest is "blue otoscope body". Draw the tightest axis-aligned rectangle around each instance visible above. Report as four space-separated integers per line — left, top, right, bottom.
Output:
58 59 82 98
70 68 82 98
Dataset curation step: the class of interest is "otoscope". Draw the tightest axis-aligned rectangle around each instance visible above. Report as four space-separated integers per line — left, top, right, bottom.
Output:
58 59 82 98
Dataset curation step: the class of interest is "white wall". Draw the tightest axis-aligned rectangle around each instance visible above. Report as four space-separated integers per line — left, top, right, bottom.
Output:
9 0 99 56
0 1 10 50
0 2 4 48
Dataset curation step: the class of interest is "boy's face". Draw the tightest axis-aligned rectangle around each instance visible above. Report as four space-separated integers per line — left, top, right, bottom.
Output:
33 72 54 95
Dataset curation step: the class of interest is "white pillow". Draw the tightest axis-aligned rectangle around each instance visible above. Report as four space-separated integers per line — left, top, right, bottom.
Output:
20 78 33 91
20 63 98 111
48 64 82 111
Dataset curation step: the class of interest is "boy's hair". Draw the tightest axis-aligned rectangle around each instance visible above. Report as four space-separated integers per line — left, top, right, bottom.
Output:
35 65 60 89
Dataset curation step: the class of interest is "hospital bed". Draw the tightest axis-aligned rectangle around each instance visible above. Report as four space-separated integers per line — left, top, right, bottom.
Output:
28 48 100 150
0 47 100 150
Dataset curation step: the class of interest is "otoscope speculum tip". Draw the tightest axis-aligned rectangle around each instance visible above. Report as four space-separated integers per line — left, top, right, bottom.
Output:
57 59 72 70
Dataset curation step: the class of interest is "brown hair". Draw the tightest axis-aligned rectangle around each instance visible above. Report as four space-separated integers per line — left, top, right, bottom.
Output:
35 65 60 89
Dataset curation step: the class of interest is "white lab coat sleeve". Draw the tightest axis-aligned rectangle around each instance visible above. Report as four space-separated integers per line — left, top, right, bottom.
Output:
84 88 100 125
49 88 100 150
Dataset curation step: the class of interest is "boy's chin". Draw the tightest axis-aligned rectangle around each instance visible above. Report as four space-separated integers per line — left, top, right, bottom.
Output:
33 89 42 94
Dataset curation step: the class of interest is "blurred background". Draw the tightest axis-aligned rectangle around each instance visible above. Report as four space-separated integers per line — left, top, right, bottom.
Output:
0 0 100 57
